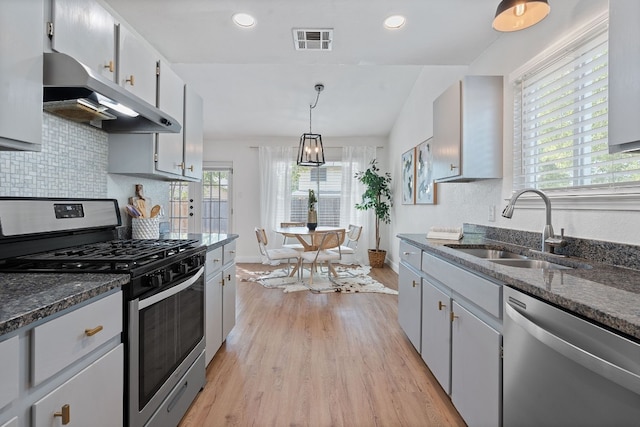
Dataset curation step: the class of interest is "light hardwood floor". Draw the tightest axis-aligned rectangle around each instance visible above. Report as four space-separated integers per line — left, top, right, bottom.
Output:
179 263 465 427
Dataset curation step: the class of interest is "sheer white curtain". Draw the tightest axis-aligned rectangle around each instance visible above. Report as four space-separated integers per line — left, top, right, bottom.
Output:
341 146 376 265
258 146 296 255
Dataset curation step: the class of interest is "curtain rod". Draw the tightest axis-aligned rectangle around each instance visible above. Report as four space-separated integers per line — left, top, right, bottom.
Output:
248 146 385 149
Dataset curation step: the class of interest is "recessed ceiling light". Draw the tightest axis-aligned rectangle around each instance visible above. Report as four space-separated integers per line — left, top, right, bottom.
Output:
232 13 255 28
384 15 406 29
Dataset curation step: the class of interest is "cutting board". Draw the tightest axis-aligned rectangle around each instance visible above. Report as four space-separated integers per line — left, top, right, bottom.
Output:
129 184 151 218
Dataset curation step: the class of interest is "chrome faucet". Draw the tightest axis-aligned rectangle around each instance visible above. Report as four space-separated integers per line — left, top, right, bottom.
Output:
502 188 566 254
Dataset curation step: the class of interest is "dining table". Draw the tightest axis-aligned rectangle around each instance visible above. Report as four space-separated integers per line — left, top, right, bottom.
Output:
274 226 345 277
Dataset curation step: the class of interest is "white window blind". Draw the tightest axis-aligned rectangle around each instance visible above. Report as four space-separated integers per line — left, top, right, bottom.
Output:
513 24 640 191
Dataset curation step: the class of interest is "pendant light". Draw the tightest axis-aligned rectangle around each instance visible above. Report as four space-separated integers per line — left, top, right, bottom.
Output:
297 83 326 167
492 0 550 32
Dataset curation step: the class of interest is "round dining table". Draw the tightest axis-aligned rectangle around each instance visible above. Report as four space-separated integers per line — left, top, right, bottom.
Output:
274 226 345 277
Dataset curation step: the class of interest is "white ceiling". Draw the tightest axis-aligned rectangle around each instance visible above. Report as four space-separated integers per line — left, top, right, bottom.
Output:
99 0 560 140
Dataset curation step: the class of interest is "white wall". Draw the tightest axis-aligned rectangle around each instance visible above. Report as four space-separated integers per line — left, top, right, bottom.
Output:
386 0 639 270
203 135 387 262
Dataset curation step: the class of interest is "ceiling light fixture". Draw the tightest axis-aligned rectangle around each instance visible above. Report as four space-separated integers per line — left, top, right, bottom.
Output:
492 0 550 32
297 84 326 167
232 13 255 28
384 15 406 29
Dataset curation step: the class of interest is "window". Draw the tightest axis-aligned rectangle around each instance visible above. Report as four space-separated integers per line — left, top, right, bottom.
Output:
201 169 231 233
291 162 342 226
168 181 190 234
513 22 640 192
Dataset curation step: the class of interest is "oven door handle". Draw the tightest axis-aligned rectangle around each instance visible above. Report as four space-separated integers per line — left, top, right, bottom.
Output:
139 267 204 310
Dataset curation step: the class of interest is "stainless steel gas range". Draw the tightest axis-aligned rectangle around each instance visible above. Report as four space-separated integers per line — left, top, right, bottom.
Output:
0 197 206 427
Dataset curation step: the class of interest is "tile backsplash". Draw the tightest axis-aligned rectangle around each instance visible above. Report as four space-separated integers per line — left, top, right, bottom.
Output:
0 113 108 197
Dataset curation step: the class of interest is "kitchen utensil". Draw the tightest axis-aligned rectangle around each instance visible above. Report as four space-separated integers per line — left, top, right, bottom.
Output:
150 205 161 218
135 199 147 217
125 204 141 218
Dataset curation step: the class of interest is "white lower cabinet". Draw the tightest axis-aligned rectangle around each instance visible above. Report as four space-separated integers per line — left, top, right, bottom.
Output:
398 262 422 353
451 301 501 427
32 345 123 427
421 280 451 394
0 336 19 411
205 241 237 366
0 417 17 427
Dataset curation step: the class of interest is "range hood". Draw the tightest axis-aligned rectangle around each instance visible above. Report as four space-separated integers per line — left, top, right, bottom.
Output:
43 52 181 134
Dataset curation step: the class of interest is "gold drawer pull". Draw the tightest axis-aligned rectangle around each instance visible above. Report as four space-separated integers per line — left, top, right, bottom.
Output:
85 325 104 337
104 60 114 73
54 404 70 424
412 280 418 288
438 301 446 311
450 312 459 322
126 74 135 86
187 165 194 172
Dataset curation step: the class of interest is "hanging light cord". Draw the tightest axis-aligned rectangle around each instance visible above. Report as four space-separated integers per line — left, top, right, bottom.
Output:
309 90 321 133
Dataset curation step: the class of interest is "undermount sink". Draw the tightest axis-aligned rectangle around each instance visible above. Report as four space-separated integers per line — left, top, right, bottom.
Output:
488 258 572 270
450 247 527 259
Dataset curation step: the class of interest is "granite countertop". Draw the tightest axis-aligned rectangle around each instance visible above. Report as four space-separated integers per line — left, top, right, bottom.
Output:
160 233 239 250
398 232 640 341
0 273 130 336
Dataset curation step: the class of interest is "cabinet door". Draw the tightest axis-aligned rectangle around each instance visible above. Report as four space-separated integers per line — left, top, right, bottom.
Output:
205 271 223 365
421 281 451 394
156 60 185 175
32 344 124 427
398 263 422 353
51 0 116 81
222 263 237 340
183 85 203 180
433 80 461 180
0 417 18 427
0 335 19 410
451 301 501 427
117 24 158 106
0 0 42 150
608 0 640 153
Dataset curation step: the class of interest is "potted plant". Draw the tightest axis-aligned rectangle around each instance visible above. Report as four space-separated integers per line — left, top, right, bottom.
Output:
355 159 393 267
307 189 318 230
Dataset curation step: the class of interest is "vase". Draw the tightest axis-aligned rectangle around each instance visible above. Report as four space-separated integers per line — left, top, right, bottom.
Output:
307 210 317 231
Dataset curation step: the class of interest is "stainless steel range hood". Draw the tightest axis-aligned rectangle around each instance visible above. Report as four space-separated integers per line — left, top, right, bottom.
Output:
43 52 181 134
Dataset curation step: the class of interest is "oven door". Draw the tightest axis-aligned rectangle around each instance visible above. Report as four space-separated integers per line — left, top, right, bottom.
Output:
128 266 205 427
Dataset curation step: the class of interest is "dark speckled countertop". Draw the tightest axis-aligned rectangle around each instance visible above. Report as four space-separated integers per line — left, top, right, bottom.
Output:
0 273 130 336
398 229 640 342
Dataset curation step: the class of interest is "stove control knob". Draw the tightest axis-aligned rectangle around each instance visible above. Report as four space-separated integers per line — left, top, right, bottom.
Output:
148 272 163 288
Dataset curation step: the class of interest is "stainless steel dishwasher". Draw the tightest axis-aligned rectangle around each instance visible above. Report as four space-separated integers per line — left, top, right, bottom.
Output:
503 286 640 426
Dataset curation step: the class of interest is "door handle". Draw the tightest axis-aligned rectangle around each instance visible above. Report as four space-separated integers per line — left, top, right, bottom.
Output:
54 404 70 425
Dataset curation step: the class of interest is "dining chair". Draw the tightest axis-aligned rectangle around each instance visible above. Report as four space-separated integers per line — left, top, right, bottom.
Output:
255 227 301 278
337 224 363 265
299 230 345 290
280 221 306 251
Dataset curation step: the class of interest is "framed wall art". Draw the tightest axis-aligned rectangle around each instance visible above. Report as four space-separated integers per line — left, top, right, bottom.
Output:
416 137 437 204
401 147 416 204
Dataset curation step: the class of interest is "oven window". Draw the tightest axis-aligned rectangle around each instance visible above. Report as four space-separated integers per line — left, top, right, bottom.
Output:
138 277 204 409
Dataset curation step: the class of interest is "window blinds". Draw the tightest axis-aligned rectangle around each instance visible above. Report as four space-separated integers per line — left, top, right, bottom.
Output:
513 26 640 190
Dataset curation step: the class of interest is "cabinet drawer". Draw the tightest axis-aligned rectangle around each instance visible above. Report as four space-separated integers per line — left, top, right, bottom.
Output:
206 246 223 278
0 335 19 409
423 252 502 318
32 291 122 386
399 240 422 270
223 240 236 265
32 344 123 427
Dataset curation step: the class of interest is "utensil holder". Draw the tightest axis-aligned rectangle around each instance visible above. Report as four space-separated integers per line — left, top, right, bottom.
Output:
132 217 159 239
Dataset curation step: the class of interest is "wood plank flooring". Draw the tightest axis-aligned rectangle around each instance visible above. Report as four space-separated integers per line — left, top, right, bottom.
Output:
179 263 465 427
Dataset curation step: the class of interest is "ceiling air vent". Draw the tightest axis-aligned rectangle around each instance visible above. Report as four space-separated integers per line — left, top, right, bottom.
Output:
293 29 333 51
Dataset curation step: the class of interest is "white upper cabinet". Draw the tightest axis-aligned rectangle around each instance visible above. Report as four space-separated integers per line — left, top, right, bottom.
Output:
156 60 186 175
183 85 204 180
0 0 43 151
50 0 116 81
608 0 640 153
432 76 503 182
117 24 158 107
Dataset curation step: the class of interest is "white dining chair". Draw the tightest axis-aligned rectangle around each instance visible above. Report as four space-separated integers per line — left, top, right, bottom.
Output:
280 221 306 251
337 224 362 265
299 230 345 291
255 227 301 278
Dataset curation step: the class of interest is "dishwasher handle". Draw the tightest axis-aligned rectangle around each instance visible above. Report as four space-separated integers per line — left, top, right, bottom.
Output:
505 301 640 395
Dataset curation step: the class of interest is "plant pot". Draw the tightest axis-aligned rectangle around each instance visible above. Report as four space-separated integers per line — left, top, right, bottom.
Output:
307 210 317 231
368 249 386 268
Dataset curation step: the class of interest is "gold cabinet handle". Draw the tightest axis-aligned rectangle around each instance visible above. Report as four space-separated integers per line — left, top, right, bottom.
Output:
438 301 446 311
54 404 70 425
85 325 104 337
178 162 185 170
104 60 114 73
412 280 418 288
450 312 459 322
213 258 221 263
126 74 135 86
450 164 459 171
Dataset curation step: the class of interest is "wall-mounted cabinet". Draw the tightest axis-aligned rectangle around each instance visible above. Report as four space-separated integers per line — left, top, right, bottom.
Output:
608 0 640 153
117 24 158 106
0 0 43 151
432 75 503 182
50 0 116 81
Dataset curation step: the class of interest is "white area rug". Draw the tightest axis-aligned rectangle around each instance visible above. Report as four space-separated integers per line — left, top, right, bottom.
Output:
251 265 398 294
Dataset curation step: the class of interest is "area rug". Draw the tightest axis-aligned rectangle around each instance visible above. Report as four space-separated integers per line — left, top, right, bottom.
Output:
245 265 398 295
